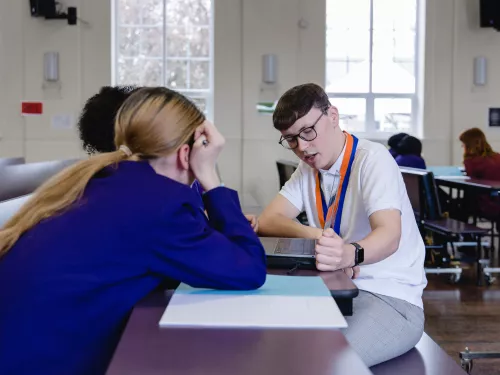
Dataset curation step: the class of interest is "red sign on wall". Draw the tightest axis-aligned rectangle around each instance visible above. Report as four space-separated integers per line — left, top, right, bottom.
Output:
21 101 43 115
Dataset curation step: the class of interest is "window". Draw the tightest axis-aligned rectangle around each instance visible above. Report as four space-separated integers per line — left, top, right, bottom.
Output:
326 0 420 136
113 0 213 118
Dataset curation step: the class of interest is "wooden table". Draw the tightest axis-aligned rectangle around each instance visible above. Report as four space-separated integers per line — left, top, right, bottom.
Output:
435 176 500 195
106 285 372 375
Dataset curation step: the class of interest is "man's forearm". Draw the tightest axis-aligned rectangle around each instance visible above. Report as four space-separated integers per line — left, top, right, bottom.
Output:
258 215 321 239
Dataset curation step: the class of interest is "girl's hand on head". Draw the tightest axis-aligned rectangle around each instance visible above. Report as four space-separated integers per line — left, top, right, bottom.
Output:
190 121 225 191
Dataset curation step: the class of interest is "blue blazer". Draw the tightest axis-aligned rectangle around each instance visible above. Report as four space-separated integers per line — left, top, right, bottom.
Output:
395 154 427 170
0 161 266 375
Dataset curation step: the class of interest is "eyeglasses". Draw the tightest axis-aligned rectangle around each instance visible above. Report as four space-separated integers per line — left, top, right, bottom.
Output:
278 112 324 150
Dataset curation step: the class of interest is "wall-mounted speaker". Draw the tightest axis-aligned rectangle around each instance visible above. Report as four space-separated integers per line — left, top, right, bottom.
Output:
30 0 57 17
67 7 77 25
480 0 500 30
29 0 77 25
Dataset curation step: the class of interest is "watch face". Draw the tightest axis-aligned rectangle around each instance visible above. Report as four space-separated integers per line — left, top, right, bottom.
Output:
353 243 364 264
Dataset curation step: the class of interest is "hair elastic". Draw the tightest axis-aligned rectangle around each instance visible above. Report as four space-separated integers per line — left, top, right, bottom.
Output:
119 145 132 157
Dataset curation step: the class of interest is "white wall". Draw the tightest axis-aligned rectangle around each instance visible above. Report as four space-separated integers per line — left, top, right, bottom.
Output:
0 0 110 161
450 0 500 161
422 0 500 168
1 0 500 206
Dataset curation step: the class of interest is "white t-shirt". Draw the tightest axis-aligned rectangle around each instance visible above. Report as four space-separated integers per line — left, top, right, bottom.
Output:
279 138 427 309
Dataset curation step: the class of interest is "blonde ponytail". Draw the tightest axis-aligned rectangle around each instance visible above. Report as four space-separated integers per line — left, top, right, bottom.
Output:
0 150 129 257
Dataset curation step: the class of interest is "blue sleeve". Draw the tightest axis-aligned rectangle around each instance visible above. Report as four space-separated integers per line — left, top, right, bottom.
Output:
149 187 267 290
191 180 204 195
191 180 204 209
420 157 427 169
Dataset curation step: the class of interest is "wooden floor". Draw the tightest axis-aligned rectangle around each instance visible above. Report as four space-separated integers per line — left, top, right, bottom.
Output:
423 266 500 375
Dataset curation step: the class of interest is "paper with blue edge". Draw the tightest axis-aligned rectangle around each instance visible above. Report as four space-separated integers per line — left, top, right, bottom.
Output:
175 275 332 297
159 275 347 329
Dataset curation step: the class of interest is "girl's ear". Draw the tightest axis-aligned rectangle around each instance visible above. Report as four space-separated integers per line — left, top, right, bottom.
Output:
178 144 190 171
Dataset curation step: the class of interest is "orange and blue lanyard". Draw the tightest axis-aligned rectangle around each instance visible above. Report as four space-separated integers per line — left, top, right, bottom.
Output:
315 132 358 234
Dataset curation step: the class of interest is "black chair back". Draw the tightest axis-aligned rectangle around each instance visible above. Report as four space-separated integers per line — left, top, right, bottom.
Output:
276 159 298 189
401 167 444 222
421 171 443 220
400 167 426 222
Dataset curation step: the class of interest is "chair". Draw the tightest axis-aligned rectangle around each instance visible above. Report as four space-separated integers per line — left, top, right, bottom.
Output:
276 159 299 189
0 157 25 168
423 171 491 285
459 346 500 374
439 180 500 285
401 168 500 374
0 195 31 227
400 167 488 284
0 159 80 202
275 159 308 225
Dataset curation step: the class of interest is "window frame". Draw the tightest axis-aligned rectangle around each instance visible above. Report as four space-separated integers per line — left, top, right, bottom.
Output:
325 0 421 138
111 0 214 120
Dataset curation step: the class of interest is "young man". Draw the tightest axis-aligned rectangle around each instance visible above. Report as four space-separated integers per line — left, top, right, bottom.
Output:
258 83 427 367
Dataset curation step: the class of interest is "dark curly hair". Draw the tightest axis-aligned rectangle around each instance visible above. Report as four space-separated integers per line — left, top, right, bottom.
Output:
78 86 140 154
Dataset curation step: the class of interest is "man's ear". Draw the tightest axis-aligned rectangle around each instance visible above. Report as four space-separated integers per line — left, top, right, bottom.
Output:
328 106 339 124
178 144 190 171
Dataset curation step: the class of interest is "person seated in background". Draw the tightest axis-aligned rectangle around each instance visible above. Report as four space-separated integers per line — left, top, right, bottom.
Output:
78 85 139 154
387 132 408 158
459 127 500 225
394 135 427 169
77 85 258 231
258 83 426 368
0 87 267 375
78 85 206 196
460 127 500 179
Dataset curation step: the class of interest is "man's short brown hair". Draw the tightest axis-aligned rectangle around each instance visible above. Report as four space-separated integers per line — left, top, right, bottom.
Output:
272 83 331 131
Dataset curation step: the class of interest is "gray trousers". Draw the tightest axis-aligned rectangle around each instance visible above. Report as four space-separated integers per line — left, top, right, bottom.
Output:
341 290 425 368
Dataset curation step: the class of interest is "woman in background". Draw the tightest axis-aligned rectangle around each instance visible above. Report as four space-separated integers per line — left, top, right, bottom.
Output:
395 135 427 169
459 127 500 222
0 87 266 375
460 127 500 180
77 85 258 231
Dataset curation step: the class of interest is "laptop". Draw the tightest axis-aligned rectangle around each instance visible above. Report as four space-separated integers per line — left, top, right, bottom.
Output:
261 237 317 270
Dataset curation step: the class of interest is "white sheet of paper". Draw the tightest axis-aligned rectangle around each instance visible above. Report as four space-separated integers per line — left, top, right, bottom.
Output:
159 275 347 329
